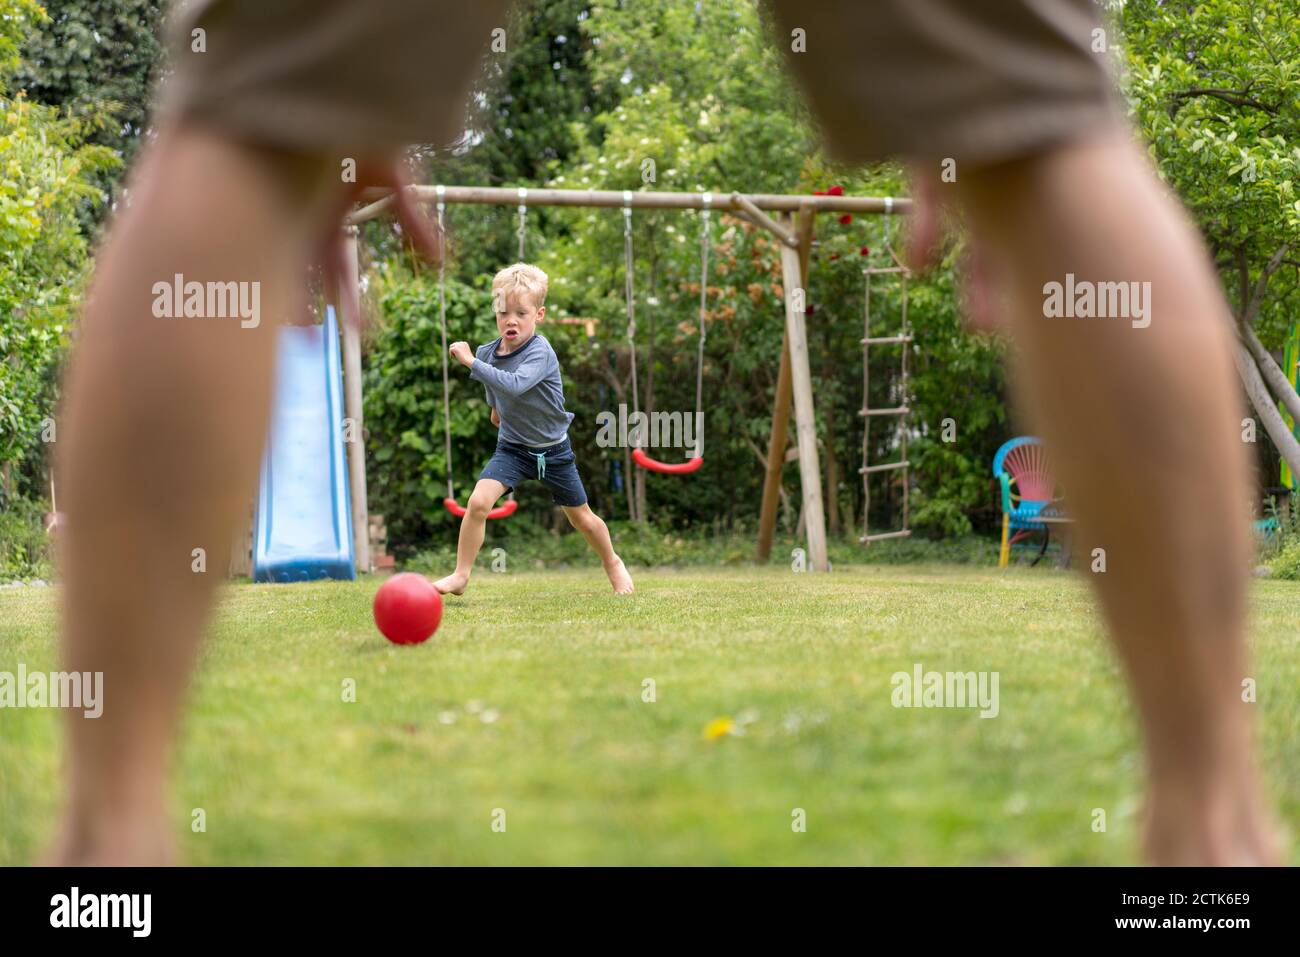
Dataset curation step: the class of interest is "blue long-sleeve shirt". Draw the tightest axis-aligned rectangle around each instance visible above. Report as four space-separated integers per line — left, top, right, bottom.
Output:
469 333 575 448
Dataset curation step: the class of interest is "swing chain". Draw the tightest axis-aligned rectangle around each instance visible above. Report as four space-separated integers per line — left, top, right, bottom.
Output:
693 192 711 458
435 185 454 500
623 192 640 428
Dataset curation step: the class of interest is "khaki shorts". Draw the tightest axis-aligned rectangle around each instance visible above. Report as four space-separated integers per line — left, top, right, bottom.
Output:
162 0 1122 164
768 0 1124 164
161 0 512 153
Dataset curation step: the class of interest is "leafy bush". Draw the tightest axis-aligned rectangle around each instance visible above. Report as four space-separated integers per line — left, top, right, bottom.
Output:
0 496 53 581
1 0 117 497
363 269 502 557
1267 536 1300 581
910 494 972 539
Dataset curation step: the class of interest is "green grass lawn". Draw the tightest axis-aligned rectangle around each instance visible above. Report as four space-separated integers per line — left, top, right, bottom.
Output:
2 564 1297 865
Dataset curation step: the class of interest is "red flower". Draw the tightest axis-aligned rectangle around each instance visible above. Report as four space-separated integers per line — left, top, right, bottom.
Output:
806 304 817 315
812 189 826 196
859 245 871 256
839 214 853 225
827 185 844 196
828 252 840 261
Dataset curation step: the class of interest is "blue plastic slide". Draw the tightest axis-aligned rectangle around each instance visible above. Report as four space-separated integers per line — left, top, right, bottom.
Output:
253 306 356 582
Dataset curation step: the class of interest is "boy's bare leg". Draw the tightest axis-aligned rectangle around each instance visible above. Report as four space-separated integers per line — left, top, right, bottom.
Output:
50 126 338 865
434 478 508 595
951 134 1277 864
562 503 633 594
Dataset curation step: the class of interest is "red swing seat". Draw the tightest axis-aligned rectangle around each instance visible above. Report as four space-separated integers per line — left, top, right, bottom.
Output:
442 497 518 520
632 448 703 474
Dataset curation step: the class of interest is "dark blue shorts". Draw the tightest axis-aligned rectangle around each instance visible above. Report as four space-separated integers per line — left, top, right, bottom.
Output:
478 435 588 508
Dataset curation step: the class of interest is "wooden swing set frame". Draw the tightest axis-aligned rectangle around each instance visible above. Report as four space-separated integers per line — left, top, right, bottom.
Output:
339 185 913 574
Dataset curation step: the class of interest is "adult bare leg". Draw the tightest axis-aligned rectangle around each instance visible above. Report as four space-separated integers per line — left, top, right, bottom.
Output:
50 126 339 865
951 135 1277 864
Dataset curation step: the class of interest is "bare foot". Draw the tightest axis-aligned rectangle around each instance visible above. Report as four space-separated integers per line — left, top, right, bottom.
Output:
1142 777 1283 866
433 572 469 596
604 556 634 595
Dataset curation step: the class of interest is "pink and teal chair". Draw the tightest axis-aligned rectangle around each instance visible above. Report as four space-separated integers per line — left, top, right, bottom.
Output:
992 436 1057 567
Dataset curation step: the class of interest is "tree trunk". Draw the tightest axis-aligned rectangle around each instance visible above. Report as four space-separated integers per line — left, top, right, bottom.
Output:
822 436 841 537
595 344 641 523
633 452 646 523
1240 321 1300 425
1226 243 1300 480
623 446 636 521
1233 337 1300 478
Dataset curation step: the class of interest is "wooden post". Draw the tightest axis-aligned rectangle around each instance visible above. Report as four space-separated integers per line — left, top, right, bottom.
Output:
756 330 794 562
776 211 828 572
757 205 816 562
730 192 798 247
339 225 370 573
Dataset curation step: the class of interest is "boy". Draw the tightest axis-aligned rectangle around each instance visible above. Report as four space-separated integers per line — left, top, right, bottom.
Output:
437 264 634 596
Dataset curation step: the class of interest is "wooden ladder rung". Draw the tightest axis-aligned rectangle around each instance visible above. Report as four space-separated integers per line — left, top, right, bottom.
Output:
860 335 913 345
860 529 913 543
859 460 909 474
863 267 909 275
858 406 910 417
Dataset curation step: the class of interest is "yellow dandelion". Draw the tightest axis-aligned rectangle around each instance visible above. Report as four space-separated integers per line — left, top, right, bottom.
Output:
703 717 734 740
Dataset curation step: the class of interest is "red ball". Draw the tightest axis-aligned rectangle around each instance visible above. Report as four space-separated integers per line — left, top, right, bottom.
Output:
373 573 443 645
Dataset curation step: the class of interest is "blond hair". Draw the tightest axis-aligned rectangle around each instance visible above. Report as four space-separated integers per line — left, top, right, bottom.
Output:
492 262 548 312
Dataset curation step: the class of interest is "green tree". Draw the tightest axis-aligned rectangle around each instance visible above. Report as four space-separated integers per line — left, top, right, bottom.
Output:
537 0 815 523
0 0 116 498
15 0 165 226
372 0 618 282
1118 0 1300 479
